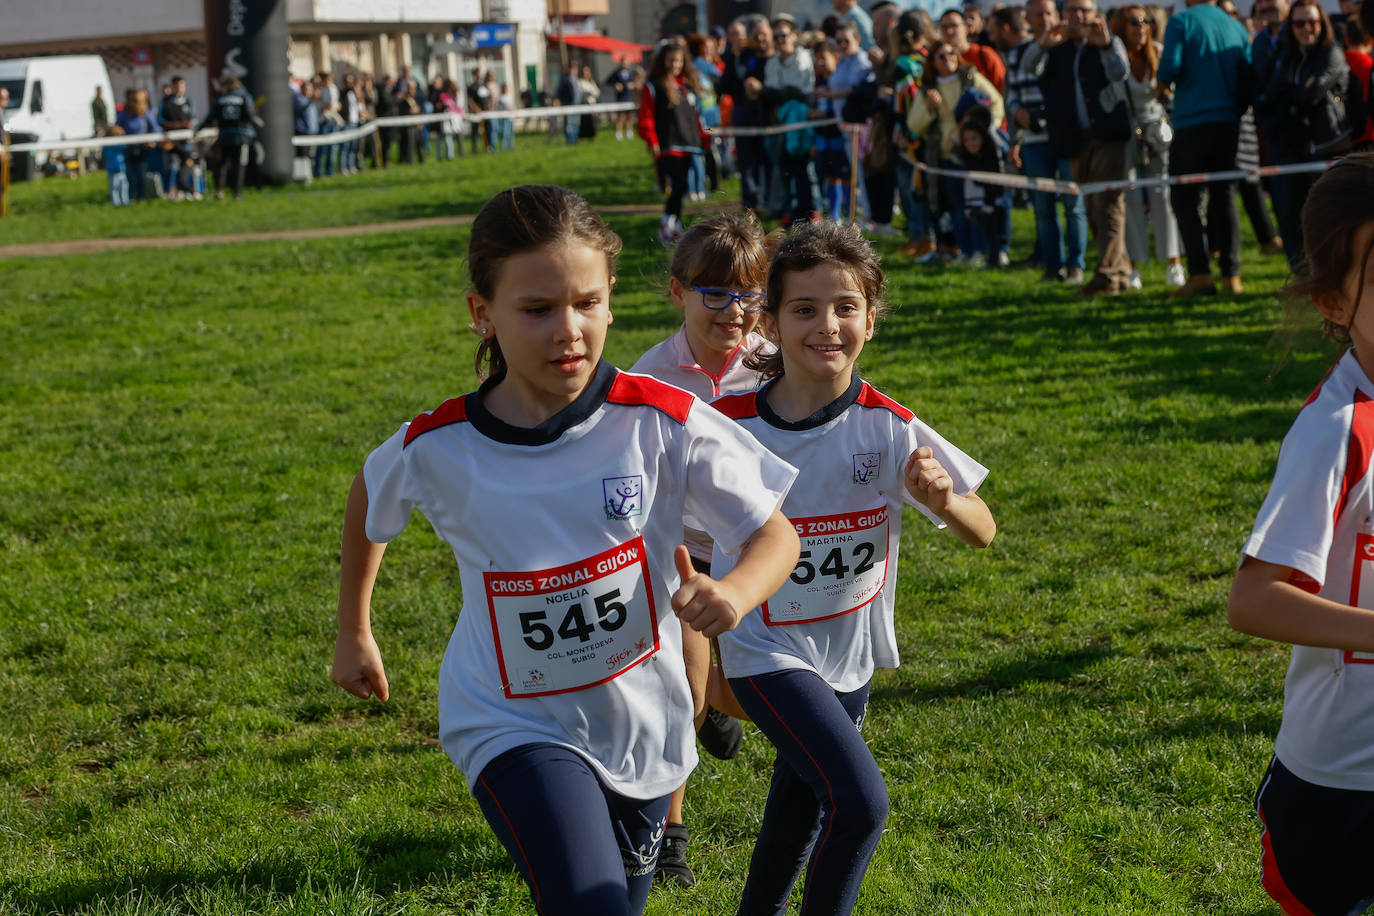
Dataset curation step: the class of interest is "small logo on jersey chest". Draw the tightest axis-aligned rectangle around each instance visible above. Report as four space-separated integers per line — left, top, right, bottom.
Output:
853 453 881 485
604 475 644 519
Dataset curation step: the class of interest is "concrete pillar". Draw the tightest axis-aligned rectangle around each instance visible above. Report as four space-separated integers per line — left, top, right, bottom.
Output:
310 35 330 75
393 32 412 71
371 33 389 77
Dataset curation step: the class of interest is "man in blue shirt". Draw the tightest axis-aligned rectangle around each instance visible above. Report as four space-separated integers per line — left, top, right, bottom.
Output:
1158 0 1253 296
831 0 875 50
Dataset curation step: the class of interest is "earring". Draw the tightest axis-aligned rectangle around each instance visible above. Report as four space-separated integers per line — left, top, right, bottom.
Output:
479 327 488 336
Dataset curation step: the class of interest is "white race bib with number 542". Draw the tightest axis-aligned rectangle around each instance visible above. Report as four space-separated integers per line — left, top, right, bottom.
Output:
486 537 660 698
763 507 889 626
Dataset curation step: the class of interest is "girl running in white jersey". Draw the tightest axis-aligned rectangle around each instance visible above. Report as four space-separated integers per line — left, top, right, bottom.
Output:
330 185 800 916
711 219 996 915
1229 154 1374 916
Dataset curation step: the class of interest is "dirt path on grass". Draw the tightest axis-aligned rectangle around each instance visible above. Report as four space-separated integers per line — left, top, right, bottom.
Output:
0 201 722 259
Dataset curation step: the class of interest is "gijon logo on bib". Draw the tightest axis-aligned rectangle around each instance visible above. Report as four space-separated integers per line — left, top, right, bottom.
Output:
603 475 644 520
853 453 881 485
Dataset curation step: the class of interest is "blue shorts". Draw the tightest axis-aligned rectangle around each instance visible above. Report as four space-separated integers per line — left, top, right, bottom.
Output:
472 743 672 916
728 669 888 916
1255 755 1374 915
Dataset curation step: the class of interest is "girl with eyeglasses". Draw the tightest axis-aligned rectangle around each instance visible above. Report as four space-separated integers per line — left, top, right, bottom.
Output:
629 211 781 889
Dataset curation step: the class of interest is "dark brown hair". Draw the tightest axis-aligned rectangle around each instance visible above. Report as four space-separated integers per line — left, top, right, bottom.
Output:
747 220 888 379
1282 0 1336 56
468 185 622 379
646 38 700 107
1282 155 1374 345
669 211 778 293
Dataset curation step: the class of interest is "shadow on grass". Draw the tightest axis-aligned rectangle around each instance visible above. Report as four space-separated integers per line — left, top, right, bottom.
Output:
872 279 1332 442
1147 710 1281 741
9 826 515 912
874 642 1118 704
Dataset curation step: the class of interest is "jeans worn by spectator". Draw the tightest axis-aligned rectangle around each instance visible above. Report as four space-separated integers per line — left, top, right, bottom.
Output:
1021 143 1087 273
313 120 336 177
895 158 932 242
939 161 976 254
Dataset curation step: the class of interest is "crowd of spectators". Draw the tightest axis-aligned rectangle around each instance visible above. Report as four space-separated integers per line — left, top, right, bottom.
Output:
658 0 1373 295
36 0 1371 289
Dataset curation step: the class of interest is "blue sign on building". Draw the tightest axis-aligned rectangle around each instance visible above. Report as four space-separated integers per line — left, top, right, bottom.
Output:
471 24 515 47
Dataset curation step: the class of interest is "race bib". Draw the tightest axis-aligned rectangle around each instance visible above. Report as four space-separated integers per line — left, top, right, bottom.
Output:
486 537 660 697
1346 532 1374 665
762 508 889 626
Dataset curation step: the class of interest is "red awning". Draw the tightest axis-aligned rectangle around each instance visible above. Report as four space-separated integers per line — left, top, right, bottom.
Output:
548 33 650 60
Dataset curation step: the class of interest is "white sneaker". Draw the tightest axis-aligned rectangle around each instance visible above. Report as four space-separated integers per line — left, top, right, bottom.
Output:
996 250 1011 268
1129 269 1143 290
1165 262 1186 287
966 252 987 268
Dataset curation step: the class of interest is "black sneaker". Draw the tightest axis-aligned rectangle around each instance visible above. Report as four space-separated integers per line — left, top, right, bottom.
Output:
697 705 743 760
655 823 695 888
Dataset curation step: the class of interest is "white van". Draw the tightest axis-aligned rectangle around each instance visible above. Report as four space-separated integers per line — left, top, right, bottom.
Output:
0 55 114 161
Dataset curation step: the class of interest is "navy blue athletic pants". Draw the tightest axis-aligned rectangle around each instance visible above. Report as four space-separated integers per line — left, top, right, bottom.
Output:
729 669 889 916
472 743 672 916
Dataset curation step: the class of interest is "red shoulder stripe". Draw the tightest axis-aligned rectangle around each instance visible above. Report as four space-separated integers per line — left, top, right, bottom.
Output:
1335 390 1374 525
403 396 470 446
607 372 695 424
855 383 915 422
711 391 760 420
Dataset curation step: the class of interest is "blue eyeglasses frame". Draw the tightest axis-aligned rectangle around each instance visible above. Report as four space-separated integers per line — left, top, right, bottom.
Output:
689 285 767 312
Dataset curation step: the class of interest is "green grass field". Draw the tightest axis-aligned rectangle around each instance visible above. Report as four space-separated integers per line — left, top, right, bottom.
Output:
0 134 1325 914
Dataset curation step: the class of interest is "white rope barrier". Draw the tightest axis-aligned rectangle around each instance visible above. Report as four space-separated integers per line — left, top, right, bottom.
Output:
1 101 637 154
0 102 1339 194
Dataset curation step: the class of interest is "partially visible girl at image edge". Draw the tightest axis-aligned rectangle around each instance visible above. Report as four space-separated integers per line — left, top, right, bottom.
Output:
711 220 996 916
330 185 800 916
629 211 778 888
1228 152 1374 916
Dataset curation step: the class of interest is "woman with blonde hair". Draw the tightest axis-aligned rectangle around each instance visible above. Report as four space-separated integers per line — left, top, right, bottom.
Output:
907 40 1003 262
1111 4 1184 288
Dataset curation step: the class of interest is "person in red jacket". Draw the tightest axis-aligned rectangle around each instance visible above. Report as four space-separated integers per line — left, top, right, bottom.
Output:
639 39 709 246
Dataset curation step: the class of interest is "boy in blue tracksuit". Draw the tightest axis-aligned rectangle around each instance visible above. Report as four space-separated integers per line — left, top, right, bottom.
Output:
104 125 130 207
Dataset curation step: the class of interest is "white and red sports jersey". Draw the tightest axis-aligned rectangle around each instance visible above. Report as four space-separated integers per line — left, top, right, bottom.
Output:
710 376 988 692
630 327 772 401
363 360 797 799
1244 350 1374 790
631 327 773 562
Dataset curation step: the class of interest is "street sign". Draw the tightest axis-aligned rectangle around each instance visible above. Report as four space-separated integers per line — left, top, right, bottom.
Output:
471 24 515 48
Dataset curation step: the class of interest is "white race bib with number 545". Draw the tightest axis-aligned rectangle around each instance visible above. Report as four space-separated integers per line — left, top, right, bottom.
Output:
486 537 660 698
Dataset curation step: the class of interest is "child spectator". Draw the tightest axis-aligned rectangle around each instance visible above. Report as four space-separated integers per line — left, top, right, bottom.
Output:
954 99 1010 268
775 86 817 226
103 125 130 207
